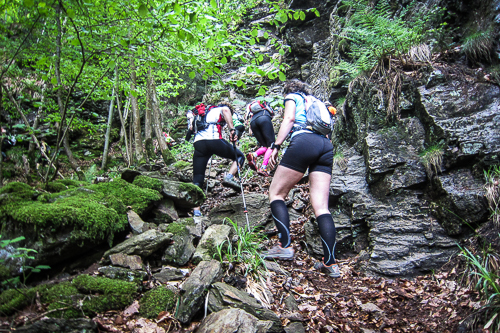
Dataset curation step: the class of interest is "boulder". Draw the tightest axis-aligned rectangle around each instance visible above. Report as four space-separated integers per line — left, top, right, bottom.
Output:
127 210 145 234
196 308 273 333
102 229 173 260
153 266 189 282
109 253 143 270
151 198 179 223
98 266 147 284
192 224 232 264
160 180 205 208
175 260 222 324
208 282 282 332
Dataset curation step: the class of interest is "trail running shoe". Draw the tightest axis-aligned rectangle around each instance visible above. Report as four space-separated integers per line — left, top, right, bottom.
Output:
247 153 258 171
262 245 295 260
314 260 341 278
258 166 270 177
222 174 241 191
193 210 202 217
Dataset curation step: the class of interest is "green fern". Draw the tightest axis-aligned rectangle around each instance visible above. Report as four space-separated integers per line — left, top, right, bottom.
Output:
334 0 443 81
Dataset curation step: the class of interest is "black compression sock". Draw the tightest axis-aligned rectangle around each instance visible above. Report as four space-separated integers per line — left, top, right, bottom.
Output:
317 213 337 266
270 200 291 248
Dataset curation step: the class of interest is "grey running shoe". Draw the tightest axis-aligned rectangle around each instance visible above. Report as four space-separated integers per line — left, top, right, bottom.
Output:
314 261 341 278
222 175 241 191
262 245 295 260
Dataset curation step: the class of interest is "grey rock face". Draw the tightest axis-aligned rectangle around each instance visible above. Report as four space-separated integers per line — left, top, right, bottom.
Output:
152 198 179 223
208 193 271 229
176 260 222 324
109 253 143 270
162 233 196 266
196 308 273 333
208 282 282 332
153 266 188 282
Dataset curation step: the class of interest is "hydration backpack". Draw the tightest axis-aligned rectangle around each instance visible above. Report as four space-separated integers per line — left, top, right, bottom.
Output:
188 103 218 133
295 93 334 136
248 100 275 117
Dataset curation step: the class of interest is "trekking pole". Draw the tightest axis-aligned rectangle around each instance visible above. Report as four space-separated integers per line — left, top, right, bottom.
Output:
205 156 213 196
233 141 251 231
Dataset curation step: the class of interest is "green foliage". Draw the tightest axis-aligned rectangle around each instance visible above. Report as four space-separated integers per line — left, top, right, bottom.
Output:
484 166 500 226
419 144 444 177
139 286 176 319
0 287 37 316
214 218 267 278
334 0 444 81
43 181 68 193
459 245 500 332
84 164 99 184
463 29 495 64
133 175 163 192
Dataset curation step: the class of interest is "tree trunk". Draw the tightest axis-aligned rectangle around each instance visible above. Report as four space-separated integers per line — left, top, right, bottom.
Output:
150 76 175 165
145 68 152 140
54 5 84 181
130 55 143 162
116 95 130 167
101 65 117 169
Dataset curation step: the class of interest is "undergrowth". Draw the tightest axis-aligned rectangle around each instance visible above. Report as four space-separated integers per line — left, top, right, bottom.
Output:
419 144 444 178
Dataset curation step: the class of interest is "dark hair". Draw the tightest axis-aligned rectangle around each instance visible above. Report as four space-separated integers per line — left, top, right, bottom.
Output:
283 79 312 95
219 103 234 113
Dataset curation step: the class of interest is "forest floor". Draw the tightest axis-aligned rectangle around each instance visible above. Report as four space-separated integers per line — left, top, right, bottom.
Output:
0 154 487 333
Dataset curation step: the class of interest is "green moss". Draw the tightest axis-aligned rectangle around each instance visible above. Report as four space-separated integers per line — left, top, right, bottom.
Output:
173 160 190 170
55 179 83 188
0 287 36 316
87 179 162 215
37 278 135 318
166 221 188 236
0 180 161 246
139 287 176 319
0 264 10 280
133 175 163 192
178 183 205 200
44 182 68 193
73 274 137 295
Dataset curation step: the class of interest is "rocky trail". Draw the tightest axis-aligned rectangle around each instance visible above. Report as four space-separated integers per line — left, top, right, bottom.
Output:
0 156 482 333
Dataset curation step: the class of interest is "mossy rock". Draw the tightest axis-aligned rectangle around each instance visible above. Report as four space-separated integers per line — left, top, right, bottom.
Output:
0 287 37 316
139 286 177 319
55 179 85 188
43 181 68 193
166 221 189 236
0 180 162 267
173 160 190 170
72 274 137 295
133 175 163 192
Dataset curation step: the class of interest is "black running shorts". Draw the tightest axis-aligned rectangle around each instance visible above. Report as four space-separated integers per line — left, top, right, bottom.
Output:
279 132 333 175
250 115 275 148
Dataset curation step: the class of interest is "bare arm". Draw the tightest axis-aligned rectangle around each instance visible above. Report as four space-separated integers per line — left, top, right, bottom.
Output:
269 97 296 168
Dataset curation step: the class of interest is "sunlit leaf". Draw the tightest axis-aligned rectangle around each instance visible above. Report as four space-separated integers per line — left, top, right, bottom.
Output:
299 11 306 20
257 87 266 95
189 71 196 79
220 57 227 65
236 80 243 87
67 8 75 19
51 77 57 85
138 4 147 16
279 71 286 81
23 0 34 7
210 0 217 9
174 3 181 14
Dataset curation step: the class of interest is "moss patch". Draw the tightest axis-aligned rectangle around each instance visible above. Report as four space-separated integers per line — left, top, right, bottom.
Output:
139 286 176 319
43 182 68 193
173 160 190 170
73 274 137 295
133 175 163 192
179 183 205 200
166 221 188 236
0 287 37 316
0 179 162 245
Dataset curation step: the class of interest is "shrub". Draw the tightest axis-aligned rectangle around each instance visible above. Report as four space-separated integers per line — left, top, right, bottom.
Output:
333 0 443 82
463 29 495 64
